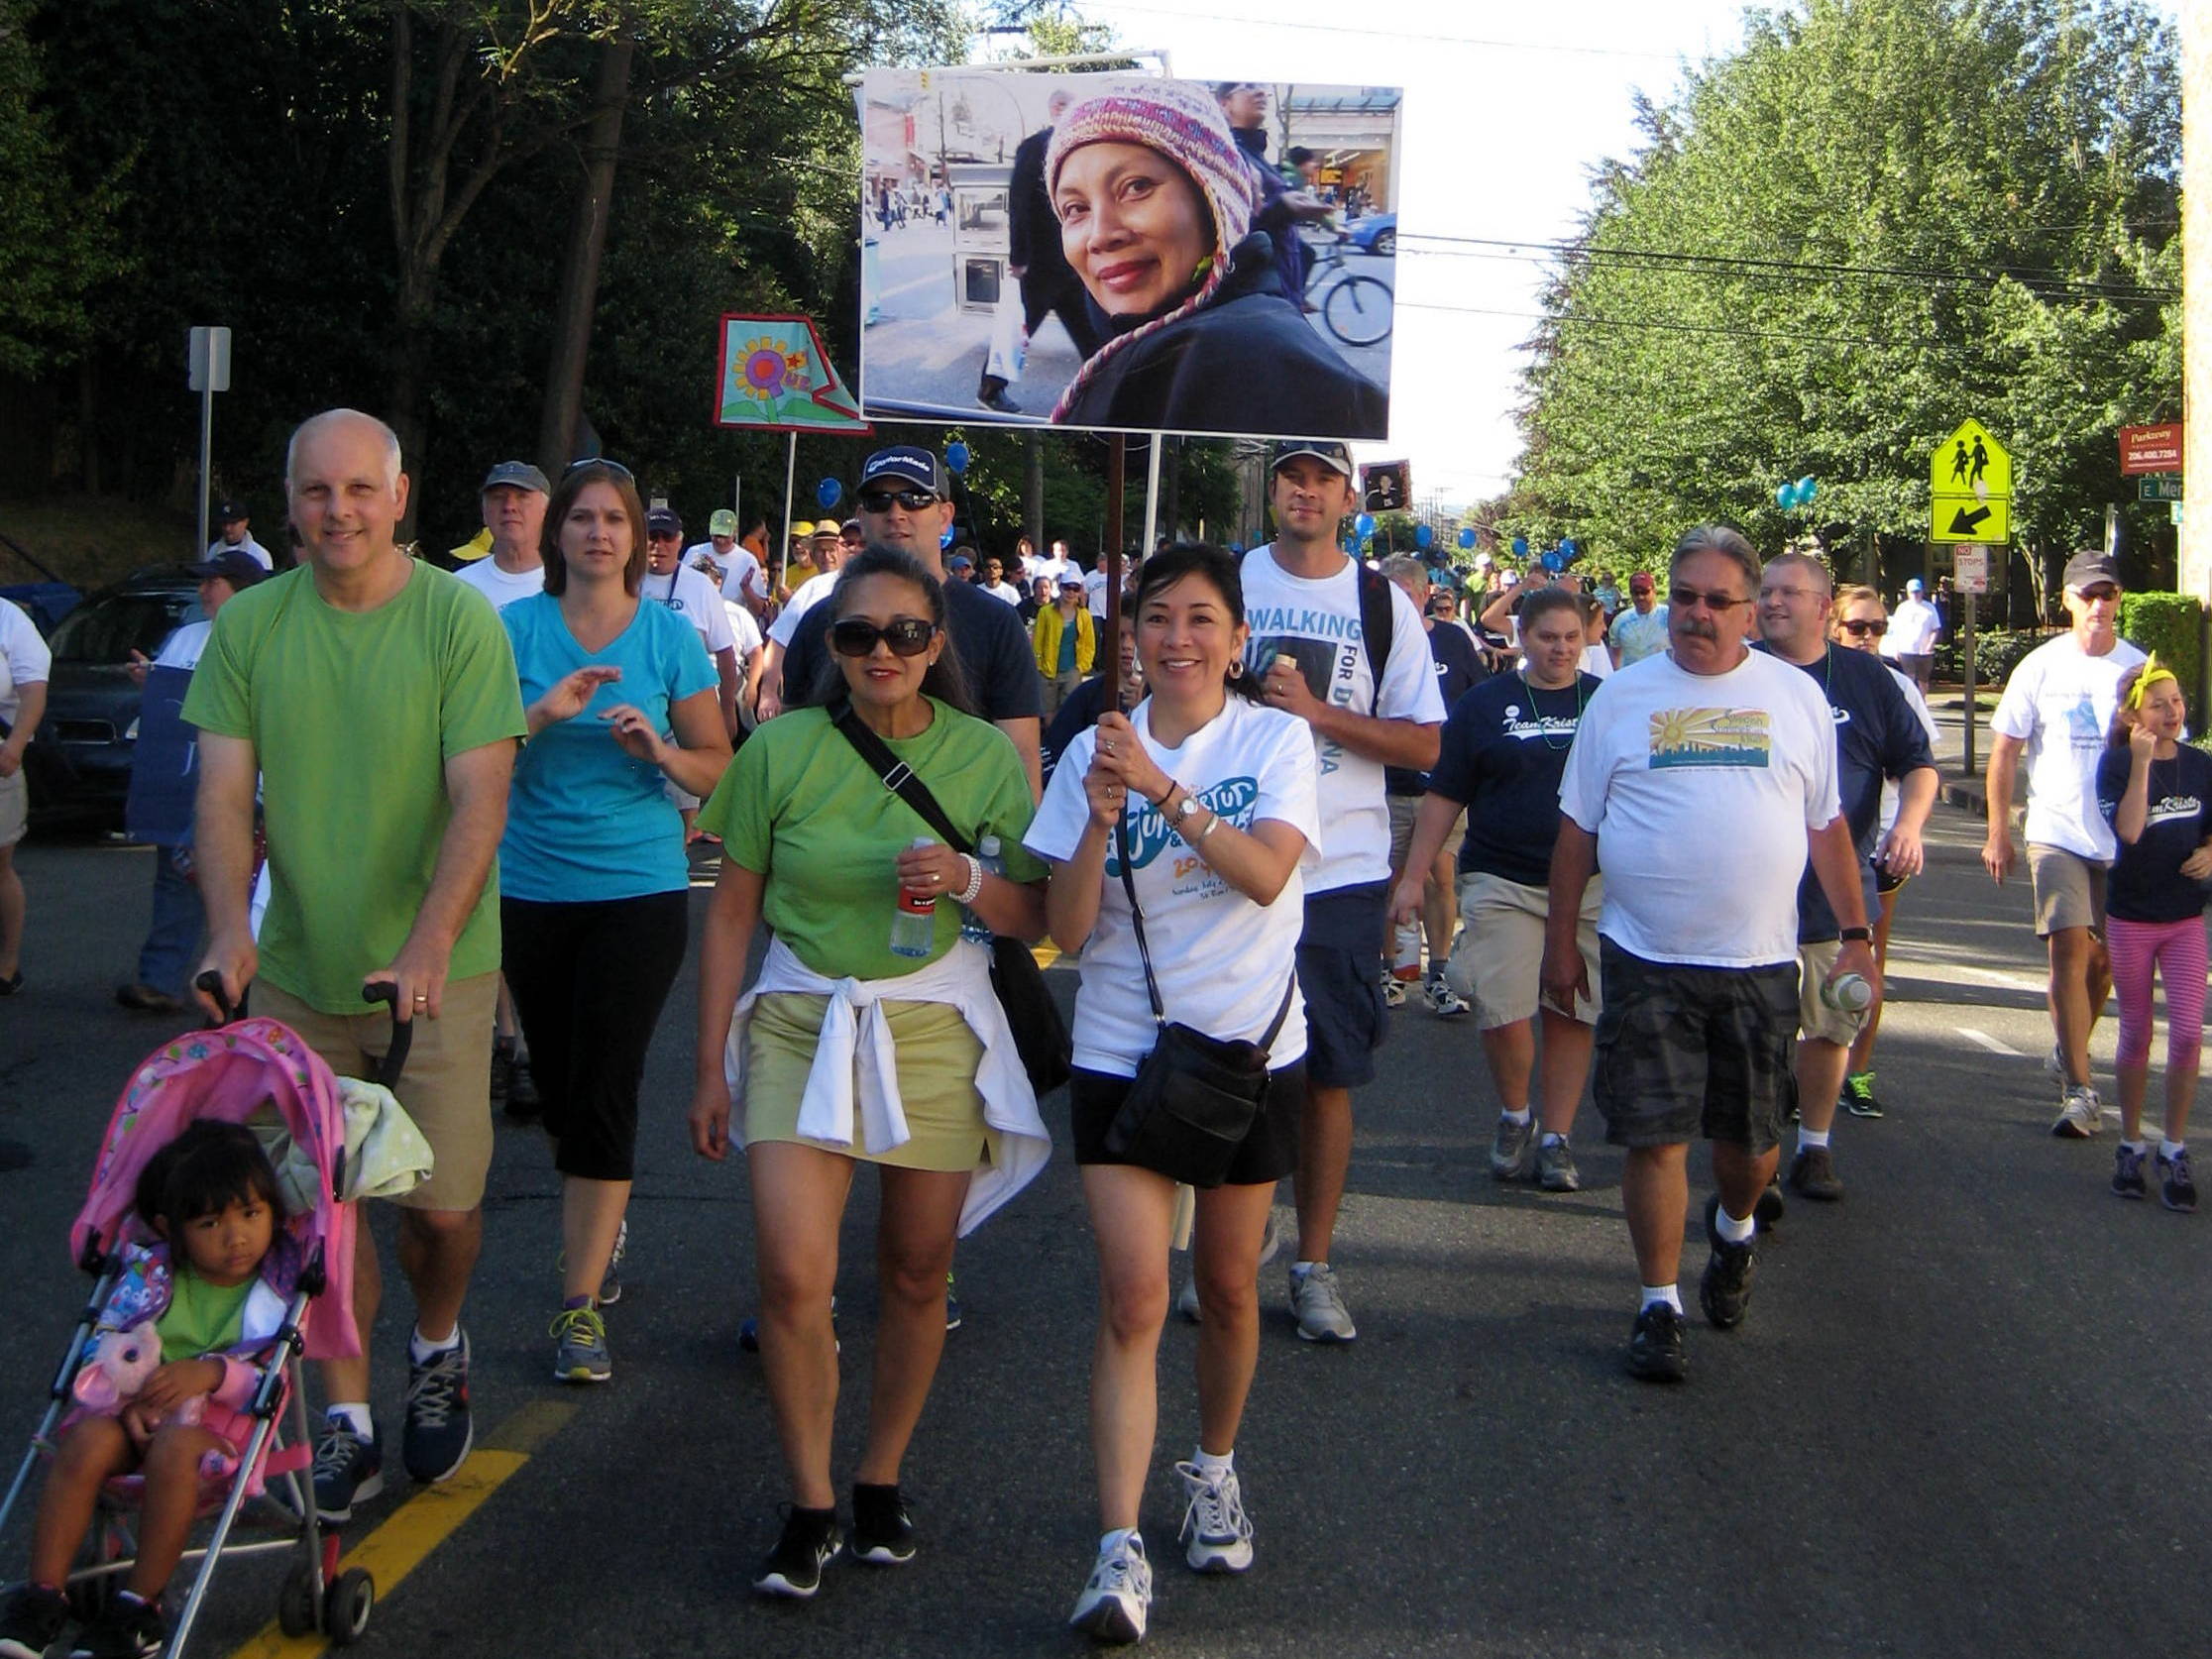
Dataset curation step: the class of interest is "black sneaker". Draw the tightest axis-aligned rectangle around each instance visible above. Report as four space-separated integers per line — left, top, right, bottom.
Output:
1624 1301 1687 1382
755 1505 842 1598
2113 1144 2150 1200
309 1416 385 1524
1698 1193 1759 1331
1755 1177 1786 1229
1786 1145 1843 1202
0 1584 68 1659
68 1591 166 1659
850 1483 917 1565
489 1039 510 1104
401 1330 474 1485
2159 1148 2197 1213
504 1056 541 1122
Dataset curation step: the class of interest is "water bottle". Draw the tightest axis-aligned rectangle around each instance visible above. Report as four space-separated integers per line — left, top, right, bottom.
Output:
959 835 1003 944
890 835 939 958
1821 971 1873 1014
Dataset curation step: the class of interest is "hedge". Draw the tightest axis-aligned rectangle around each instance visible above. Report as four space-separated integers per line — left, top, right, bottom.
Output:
1933 627 2052 689
2119 592 2203 698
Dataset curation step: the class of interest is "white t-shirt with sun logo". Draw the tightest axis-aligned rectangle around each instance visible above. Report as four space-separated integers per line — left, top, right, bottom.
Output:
1025 695 1320 1076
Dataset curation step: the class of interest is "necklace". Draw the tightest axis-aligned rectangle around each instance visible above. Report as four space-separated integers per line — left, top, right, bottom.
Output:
1521 669 1586 750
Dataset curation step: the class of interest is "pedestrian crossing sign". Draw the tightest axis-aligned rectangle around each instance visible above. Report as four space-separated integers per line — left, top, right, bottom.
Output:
1930 419 2011 502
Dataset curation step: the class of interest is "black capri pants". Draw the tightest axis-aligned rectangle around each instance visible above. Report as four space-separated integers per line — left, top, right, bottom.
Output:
500 890 690 1182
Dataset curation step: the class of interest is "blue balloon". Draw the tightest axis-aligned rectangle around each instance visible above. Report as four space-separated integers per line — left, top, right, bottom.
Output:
1458 527 1477 550
816 477 841 509
1355 512 1377 538
1558 537 1579 566
1415 524 1434 548
1511 535 1529 558
1797 475 1818 505
1776 483 1796 510
940 522 955 550
944 441 970 476
1540 550 1564 573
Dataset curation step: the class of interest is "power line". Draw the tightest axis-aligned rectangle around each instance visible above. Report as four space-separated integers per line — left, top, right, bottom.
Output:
1401 299 1983 355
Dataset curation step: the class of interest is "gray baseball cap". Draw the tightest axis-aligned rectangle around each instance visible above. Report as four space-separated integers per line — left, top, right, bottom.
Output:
481 460 550 495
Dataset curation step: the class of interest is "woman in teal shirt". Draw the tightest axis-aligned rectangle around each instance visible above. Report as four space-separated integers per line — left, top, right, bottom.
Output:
499 460 730 1385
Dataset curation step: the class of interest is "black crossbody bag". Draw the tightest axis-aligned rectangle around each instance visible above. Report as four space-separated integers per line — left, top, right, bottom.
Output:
1104 813 1294 1188
828 699 1071 1096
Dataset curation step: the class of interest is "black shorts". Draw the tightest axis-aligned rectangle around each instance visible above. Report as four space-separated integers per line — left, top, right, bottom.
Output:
1295 882 1390 1089
1067 1062 1303 1187
1591 939 1798 1153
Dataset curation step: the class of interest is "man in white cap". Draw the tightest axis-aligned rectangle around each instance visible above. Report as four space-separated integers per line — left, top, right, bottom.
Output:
453 461 549 611
1882 576 1942 694
1983 548 2145 1137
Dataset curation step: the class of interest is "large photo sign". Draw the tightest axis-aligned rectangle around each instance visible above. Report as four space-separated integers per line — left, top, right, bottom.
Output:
857 68 1400 441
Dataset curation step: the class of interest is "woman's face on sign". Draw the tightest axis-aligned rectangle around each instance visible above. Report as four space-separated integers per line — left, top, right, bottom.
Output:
1054 143 1212 319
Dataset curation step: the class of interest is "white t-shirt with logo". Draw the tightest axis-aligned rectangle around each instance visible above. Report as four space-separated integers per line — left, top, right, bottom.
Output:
1990 631 2147 860
698 543 770 605
1024 695 1320 1075
1559 649 1840 968
1883 597 1942 658
0 597 52 729
645 564 737 655
767 571 838 648
1238 546 1446 893
453 557 547 610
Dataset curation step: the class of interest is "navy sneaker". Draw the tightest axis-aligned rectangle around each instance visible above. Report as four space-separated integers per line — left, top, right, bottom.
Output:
1624 1301 1687 1382
2113 1144 2150 1200
2159 1148 2197 1213
1698 1193 1759 1330
67 1592 166 1659
0 1584 69 1659
755 1505 841 1598
309 1416 385 1524
401 1330 474 1485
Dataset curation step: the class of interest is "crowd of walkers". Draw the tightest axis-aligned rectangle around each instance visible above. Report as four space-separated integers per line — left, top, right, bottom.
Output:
0 407 2200 1657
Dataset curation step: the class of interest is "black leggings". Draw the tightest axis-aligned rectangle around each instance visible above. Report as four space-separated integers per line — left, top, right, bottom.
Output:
500 891 689 1182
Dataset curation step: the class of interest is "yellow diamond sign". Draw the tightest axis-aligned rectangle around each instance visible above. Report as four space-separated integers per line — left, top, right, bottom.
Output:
1930 419 2011 501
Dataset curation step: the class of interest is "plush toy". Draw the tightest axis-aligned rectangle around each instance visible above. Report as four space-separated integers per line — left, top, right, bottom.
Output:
72 1321 202 1428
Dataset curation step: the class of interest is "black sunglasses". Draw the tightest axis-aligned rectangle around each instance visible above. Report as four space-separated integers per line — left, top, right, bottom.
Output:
565 457 634 482
1669 586 1749 612
830 617 938 658
1841 618 1889 637
857 489 940 513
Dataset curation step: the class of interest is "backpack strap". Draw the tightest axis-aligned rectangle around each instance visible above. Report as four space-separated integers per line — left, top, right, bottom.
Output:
1355 563 1394 717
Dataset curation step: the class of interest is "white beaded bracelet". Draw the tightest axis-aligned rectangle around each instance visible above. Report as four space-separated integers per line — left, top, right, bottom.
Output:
951 853 985 907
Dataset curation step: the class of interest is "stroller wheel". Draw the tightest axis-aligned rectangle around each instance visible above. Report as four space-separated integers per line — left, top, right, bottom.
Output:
278 1563 319 1637
324 1567 374 1646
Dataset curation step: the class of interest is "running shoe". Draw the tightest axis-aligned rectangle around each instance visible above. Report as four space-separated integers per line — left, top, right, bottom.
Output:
2112 1144 2150 1200
754 1505 841 1599
1624 1301 1687 1382
1535 1137 1581 1193
1069 1532 1153 1644
1841 1071 1886 1119
0 1585 68 1659
1698 1193 1759 1331
2158 1148 2197 1213
1381 974 1407 1010
550 1305 612 1383
1175 1461 1254 1573
2046 1043 2066 1084
850 1483 917 1565
598 1218 627 1307
309 1416 384 1524
2052 1084 2104 1140
1786 1146 1843 1202
1288 1262 1357 1343
1421 974 1469 1018
504 1054 541 1122
1755 1177 1786 1229
67 1592 166 1659
1489 1114 1537 1180
401 1329 474 1485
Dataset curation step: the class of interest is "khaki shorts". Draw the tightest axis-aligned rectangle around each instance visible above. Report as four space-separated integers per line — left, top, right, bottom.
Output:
1797 939 1866 1046
0 768 24 849
2028 843 2106 937
256 973 498 1211
1386 794 1466 871
1447 870 1603 1030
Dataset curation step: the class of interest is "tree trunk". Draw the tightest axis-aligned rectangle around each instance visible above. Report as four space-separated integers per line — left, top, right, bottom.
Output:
537 34 636 478
77 356 98 495
1024 432 1044 549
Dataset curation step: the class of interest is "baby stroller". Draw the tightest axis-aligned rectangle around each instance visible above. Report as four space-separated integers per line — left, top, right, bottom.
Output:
0 980 415 1655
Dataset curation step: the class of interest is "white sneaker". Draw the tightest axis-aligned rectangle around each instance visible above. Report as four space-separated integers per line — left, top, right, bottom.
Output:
2052 1084 2103 1139
2045 1043 2066 1084
1288 1261 1357 1342
1175 1462 1254 1573
1421 974 1469 1018
1174 1209 1284 1322
1381 974 1407 1009
1070 1532 1153 1644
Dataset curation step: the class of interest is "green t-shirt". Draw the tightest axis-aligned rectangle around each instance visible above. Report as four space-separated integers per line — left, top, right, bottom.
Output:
157 1264 253 1363
182 561 527 1013
699 701 1045 981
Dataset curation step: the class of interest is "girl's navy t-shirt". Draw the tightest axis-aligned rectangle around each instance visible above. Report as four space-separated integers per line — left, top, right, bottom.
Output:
2096 742 2212 924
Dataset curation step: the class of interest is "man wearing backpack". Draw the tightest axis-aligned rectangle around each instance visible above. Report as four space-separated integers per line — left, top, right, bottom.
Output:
1238 440 1445 1341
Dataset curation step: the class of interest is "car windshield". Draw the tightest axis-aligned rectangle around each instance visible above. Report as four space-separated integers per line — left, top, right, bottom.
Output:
47 591 198 666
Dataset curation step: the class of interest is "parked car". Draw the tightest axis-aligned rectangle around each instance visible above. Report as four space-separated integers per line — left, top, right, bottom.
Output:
25 567 203 826
1346 212 1396 258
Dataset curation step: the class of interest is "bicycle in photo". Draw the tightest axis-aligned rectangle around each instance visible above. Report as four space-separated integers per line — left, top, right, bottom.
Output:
1302 237 1394 349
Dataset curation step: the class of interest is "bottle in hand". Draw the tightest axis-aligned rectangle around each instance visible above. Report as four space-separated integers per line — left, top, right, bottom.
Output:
891 835 939 958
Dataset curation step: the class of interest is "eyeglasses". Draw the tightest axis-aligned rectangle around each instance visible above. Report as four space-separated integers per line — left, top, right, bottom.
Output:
1669 587 1750 612
564 458 634 481
2074 584 2120 603
857 489 940 513
1841 618 1889 637
829 617 938 658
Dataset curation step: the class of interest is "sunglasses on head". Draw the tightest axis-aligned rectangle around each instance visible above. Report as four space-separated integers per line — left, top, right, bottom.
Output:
1841 618 1888 637
857 488 940 513
830 617 938 658
565 457 634 482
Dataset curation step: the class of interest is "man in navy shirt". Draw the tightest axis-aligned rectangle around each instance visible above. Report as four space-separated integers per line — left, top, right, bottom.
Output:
1755 552 1937 1204
1392 586 1602 1192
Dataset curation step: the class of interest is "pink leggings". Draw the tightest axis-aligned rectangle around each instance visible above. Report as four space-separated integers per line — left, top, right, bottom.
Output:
2106 915 2208 1071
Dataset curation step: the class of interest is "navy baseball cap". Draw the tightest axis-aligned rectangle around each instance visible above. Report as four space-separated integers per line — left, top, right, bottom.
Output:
214 498 249 522
1269 440 1354 479
481 460 550 495
187 549 269 589
646 507 683 538
858 445 948 495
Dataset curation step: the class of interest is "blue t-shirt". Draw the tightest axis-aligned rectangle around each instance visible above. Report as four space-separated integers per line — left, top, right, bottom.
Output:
2097 742 2212 924
499 593 718 903
1386 620 1493 796
1426 672 1601 887
1759 643 1936 940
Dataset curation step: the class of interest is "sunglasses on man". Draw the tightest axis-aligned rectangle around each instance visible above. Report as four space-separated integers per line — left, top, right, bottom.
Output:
829 617 939 658
857 489 940 514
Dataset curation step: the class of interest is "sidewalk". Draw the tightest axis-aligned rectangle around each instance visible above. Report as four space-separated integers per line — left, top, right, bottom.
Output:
1924 686 2005 820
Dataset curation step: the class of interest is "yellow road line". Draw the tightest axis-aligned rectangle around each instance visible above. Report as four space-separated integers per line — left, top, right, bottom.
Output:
221 1400 575 1659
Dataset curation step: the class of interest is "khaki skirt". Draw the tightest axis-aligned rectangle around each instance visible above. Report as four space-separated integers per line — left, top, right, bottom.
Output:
744 992 1000 1172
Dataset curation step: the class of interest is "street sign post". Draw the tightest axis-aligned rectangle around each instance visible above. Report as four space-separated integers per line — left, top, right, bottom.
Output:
2140 475 2184 502
187 326 232 559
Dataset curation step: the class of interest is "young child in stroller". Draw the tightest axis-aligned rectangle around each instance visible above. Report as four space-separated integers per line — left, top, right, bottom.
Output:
0 1122 285 1659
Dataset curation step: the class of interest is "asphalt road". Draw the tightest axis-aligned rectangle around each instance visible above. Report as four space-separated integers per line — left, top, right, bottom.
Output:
2 801 2207 1658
